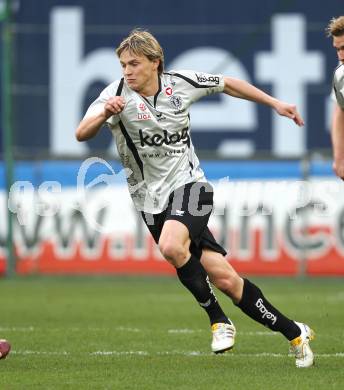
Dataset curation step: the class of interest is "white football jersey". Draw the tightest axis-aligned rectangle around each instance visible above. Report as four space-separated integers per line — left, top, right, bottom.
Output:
85 70 224 213
333 63 344 109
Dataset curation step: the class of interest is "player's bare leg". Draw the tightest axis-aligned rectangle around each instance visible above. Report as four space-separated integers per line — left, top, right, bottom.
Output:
201 249 315 367
200 249 243 303
159 220 235 353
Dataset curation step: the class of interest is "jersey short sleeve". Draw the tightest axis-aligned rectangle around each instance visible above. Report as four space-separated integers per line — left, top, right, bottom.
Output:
84 80 121 127
168 69 225 104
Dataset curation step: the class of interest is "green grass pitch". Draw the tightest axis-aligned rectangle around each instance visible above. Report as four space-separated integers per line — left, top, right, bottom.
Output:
0 276 343 389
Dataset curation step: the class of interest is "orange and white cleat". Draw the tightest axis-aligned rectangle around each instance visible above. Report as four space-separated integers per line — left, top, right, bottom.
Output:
289 322 315 368
211 322 236 354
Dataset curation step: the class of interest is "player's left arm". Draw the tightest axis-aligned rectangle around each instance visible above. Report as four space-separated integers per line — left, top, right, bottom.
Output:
331 103 344 179
223 76 304 126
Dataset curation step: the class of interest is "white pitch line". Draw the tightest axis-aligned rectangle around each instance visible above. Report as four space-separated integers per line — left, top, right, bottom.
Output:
240 331 278 336
0 326 35 332
0 327 277 336
114 327 141 333
12 350 70 356
10 350 344 358
168 329 203 334
91 351 148 356
168 329 278 336
0 326 141 333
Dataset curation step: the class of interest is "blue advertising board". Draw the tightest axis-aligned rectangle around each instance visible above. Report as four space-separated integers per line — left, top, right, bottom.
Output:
0 0 343 157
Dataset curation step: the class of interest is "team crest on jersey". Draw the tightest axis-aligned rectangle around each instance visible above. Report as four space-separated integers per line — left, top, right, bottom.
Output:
138 102 147 111
169 95 182 110
165 87 173 96
137 102 151 120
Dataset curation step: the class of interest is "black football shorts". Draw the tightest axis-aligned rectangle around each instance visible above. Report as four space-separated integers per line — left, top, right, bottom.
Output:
141 182 227 259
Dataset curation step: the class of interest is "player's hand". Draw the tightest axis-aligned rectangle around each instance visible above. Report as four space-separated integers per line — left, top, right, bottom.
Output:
104 96 126 118
274 101 304 126
333 160 344 180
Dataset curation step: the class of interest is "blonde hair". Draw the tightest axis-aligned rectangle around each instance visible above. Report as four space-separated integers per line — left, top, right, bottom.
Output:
116 29 164 75
326 16 344 37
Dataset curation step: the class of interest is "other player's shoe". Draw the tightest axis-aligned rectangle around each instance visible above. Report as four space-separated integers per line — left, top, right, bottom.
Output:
211 322 236 354
289 322 315 368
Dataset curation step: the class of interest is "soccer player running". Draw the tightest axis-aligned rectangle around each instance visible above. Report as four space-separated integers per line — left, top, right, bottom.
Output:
327 16 344 180
76 30 314 367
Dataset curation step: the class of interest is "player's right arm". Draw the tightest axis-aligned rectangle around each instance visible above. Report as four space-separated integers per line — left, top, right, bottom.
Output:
331 102 344 179
76 96 125 141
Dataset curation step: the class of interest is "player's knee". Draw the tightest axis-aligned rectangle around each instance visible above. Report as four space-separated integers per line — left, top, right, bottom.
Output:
215 277 236 292
159 240 188 265
213 273 242 300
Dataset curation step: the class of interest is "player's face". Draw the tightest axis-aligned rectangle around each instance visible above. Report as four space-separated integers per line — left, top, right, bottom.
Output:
333 35 344 63
119 50 159 95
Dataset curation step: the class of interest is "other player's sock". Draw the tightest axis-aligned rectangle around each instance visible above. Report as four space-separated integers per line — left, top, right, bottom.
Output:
236 278 300 340
176 254 230 325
